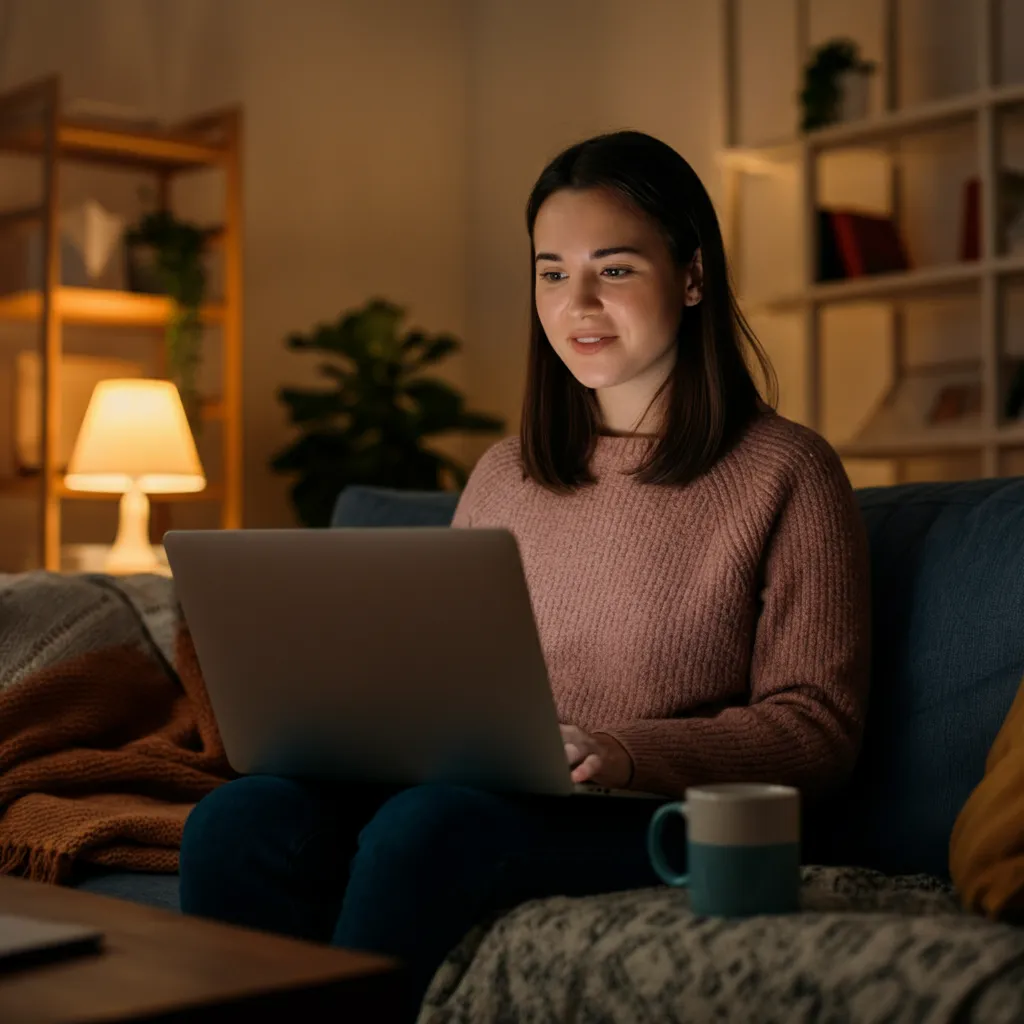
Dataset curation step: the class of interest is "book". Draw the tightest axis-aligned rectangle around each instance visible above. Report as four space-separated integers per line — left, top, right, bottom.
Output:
817 209 910 280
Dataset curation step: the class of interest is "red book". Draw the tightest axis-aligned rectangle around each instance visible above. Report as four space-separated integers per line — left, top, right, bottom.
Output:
829 211 910 276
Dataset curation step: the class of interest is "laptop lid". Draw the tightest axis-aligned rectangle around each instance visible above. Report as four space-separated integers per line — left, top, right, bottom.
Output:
163 527 574 795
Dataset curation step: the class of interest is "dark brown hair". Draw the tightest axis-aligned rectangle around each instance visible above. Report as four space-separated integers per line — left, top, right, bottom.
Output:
520 129 777 491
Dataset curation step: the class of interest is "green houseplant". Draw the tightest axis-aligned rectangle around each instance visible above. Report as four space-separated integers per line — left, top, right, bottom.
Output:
270 298 505 527
800 38 876 131
125 208 215 430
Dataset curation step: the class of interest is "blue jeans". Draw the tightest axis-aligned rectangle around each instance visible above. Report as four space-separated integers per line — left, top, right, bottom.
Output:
179 777 663 1017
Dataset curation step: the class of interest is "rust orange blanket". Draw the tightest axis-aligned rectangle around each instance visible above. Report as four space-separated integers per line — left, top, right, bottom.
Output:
0 572 233 883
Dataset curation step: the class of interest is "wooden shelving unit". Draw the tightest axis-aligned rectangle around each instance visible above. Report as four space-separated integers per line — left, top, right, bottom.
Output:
0 75 244 570
719 0 1024 479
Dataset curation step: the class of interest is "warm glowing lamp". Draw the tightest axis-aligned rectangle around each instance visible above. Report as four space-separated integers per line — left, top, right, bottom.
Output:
65 378 205 574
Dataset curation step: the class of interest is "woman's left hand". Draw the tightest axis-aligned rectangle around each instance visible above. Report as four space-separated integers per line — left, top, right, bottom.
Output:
560 725 633 788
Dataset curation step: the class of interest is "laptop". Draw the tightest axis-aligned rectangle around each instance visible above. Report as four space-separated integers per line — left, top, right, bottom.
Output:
163 527 658 799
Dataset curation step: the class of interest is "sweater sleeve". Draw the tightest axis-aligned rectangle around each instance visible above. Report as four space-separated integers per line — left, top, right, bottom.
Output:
451 438 518 529
597 439 872 803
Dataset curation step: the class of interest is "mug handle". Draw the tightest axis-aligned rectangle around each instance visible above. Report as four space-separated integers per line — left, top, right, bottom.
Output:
647 801 689 886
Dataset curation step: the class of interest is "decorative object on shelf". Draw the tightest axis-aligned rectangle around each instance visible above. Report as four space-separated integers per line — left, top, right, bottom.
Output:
64 199 126 282
817 208 910 281
13 351 144 472
959 171 1024 260
271 298 505 528
64 378 205 575
929 381 982 425
0 199 125 294
849 359 1024 447
799 38 876 132
124 208 216 429
851 365 984 443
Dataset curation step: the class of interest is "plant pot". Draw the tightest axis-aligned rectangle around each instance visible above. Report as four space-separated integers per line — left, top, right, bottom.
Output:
124 240 165 295
837 69 871 122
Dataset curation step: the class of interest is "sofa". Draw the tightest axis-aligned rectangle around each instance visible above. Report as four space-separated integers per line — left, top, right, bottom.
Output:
63 473 1024 1019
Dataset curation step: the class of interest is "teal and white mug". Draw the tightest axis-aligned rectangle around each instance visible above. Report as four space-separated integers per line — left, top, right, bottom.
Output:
647 783 801 917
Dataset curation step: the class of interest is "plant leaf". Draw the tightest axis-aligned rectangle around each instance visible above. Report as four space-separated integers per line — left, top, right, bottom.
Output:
409 335 459 369
277 387 345 425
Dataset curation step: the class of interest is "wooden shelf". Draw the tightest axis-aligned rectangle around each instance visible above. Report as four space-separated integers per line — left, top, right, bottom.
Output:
836 424 1024 460
0 120 226 172
742 254 1024 314
0 204 43 231
719 80 1024 175
0 74 243 570
0 287 225 326
0 477 226 502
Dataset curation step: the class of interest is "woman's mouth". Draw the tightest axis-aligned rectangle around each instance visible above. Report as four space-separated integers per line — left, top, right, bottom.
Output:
569 335 617 355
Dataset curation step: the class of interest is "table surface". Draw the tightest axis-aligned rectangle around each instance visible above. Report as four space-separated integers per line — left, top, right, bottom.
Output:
0 874 402 1023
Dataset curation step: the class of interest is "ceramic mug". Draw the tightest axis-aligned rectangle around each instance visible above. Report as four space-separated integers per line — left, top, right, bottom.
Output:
647 783 801 916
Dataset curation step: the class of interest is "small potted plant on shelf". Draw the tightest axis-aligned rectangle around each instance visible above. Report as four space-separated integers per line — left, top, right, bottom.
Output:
800 37 876 132
270 298 505 528
124 208 216 431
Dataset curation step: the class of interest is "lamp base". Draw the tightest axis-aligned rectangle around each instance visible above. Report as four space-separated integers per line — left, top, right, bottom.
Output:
104 485 159 575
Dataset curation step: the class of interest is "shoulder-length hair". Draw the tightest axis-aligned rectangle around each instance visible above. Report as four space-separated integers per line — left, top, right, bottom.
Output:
520 130 777 491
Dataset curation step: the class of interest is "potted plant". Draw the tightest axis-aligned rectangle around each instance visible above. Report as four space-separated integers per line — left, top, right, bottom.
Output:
800 38 876 132
124 208 216 430
270 298 505 527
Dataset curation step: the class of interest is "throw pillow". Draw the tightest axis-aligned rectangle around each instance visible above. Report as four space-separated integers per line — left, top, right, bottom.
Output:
950 671 1024 920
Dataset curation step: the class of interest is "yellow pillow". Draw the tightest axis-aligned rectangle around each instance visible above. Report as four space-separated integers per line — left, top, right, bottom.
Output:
950 673 1024 920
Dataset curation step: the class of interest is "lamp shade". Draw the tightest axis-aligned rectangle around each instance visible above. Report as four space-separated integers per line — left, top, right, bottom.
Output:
65 378 205 494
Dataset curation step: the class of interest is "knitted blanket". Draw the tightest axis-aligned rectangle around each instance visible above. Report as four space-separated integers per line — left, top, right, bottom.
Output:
0 571 233 882
419 866 1024 1023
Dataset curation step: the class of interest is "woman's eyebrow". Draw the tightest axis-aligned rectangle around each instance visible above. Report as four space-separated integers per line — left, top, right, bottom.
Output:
534 245 646 264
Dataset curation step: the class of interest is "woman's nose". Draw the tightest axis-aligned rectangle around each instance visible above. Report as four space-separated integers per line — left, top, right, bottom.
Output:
566 276 602 317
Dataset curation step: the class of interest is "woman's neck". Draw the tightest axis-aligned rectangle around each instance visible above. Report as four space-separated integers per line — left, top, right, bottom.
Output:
596 380 666 438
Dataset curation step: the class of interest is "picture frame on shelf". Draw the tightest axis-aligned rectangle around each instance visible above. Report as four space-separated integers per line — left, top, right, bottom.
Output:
849 359 1024 448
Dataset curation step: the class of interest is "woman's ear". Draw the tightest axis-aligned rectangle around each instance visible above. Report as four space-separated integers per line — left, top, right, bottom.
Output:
683 248 703 307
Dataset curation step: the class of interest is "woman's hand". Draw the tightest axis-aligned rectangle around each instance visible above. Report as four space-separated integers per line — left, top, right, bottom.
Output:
560 725 633 788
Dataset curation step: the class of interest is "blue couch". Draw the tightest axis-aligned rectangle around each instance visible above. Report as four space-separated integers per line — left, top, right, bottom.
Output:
72 475 1024 910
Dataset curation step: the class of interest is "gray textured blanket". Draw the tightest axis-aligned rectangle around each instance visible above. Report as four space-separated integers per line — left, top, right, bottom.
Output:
0 570 177 691
419 866 1024 1023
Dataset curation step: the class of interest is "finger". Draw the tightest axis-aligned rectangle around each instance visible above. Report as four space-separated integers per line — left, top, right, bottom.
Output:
571 753 603 784
564 742 583 766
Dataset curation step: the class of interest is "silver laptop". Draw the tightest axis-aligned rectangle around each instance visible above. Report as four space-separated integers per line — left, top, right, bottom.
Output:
163 527 656 799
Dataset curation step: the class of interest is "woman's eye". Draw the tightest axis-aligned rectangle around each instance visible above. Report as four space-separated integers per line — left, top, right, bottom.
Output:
539 271 566 282
602 267 634 278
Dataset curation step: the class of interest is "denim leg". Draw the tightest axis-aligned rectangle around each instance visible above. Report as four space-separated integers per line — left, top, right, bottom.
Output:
179 774 390 942
334 783 660 1012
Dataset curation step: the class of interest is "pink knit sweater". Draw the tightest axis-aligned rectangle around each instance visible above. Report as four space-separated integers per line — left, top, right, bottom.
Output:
452 410 872 802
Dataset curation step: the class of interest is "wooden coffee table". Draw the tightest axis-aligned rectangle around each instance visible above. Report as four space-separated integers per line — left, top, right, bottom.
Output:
0 875 403 1022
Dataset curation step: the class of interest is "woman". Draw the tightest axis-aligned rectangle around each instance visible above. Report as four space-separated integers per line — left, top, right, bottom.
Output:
179 130 871 1016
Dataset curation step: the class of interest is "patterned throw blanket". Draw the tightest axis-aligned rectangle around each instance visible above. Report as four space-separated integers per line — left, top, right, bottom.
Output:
419 869 1024 1023
0 571 233 882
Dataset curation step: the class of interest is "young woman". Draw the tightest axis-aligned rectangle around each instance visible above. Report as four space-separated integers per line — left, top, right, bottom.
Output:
179 130 871 1017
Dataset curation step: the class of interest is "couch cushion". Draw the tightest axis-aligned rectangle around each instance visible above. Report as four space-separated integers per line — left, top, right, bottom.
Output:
72 869 180 912
808 476 1024 879
331 486 460 529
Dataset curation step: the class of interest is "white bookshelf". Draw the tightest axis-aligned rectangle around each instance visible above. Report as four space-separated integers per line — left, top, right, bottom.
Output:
720 0 1024 478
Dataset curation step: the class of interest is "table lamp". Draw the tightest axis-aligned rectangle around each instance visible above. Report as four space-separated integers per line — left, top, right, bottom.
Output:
64 378 206 574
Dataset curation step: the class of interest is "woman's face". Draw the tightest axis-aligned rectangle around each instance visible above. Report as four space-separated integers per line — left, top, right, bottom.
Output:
532 187 701 424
